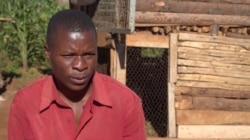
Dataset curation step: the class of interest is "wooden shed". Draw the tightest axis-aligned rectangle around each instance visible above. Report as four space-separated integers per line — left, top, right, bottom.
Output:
70 0 250 139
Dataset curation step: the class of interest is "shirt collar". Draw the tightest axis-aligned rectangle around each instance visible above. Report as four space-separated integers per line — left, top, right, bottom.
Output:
39 76 65 112
91 72 112 107
39 72 112 112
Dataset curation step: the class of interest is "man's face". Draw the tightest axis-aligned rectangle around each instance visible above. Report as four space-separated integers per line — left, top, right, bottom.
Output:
46 28 97 92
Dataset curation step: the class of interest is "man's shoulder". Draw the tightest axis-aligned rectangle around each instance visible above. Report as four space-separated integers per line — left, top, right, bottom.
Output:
13 76 52 100
19 76 51 92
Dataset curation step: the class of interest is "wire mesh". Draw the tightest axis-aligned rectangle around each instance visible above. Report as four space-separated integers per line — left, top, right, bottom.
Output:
126 47 169 137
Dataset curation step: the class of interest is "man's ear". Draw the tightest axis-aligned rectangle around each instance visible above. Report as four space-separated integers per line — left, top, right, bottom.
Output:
44 44 50 60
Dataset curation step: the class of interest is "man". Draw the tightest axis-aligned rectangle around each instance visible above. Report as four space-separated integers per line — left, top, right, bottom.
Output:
8 9 146 140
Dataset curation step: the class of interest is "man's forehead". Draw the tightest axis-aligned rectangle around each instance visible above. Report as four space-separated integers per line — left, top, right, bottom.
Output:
69 32 85 40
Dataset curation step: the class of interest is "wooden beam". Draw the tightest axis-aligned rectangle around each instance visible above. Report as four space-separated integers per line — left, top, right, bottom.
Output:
176 80 250 91
178 41 249 52
178 125 250 138
175 96 250 111
114 34 126 84
168 33 178 137
179 52 250 65
178 40 249 54
110 39 116 78
178 59 250 72
177 110 250 125
168 83 176 138
178 46 250 58
177 74 250 86
178 64 250 79
136 0 250 16
126 33 169 48
175 86 250 99
178 33 250 50
169 33 178 83
135 11 250 26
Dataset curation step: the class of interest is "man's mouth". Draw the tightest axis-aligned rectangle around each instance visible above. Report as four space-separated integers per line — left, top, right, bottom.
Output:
70 76 88 85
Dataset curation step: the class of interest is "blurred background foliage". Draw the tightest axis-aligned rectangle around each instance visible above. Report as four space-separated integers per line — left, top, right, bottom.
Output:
0 0 67 76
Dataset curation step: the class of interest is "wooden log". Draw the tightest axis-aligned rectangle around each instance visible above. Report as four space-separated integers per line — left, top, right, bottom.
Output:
178 125 250 138
126 33 169 48
136 0 250 16
159 27 165 35
178 52 250 65
176 80 250 91
178 74 250 86
168 33 178 137
178 33 250 50
202 26 210 33
176 95 250 111
135 12 250 26
174 86 250 99
178 65 250 79
151 26 160 33
178 59 250 72
178 46 250 59
177 110 250 125
164 26 172 34
178 41 249 52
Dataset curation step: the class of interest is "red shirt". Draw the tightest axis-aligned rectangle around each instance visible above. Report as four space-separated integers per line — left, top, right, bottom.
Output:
8 72 146 140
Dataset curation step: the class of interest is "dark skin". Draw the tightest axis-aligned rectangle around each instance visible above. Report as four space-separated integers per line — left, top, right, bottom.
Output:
45 27 97 130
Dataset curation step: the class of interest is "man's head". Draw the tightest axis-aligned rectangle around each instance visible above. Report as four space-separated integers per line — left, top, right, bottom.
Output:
45 9 97 95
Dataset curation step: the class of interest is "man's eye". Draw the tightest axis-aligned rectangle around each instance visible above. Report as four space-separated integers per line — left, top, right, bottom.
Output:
62 54 74 58
84 53 95 58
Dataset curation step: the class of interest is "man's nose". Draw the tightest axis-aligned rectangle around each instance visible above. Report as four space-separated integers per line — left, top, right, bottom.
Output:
72 56 87 71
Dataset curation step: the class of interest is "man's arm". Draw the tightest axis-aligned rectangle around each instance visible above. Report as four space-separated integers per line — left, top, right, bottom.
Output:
8 94 28 140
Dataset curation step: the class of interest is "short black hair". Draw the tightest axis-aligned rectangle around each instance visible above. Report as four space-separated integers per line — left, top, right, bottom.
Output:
46 9 96 47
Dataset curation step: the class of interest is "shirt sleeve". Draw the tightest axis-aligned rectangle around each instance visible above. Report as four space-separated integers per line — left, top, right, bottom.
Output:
8 93 29 140
122 97 147 140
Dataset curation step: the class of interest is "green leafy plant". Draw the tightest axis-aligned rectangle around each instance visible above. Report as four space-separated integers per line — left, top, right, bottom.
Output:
0 0 66 72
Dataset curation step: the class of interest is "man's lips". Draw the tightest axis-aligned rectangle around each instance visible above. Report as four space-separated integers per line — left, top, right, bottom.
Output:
70 76 88 85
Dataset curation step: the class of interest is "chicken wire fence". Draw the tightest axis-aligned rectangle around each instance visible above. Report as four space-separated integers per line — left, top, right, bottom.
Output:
96 46 169 137
126 47 169 137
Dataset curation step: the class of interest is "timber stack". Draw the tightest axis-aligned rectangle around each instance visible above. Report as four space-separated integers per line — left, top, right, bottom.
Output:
134 0 250 138
135 0 250 39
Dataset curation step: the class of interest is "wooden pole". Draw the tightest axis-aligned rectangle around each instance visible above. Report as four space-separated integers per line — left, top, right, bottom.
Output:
168 33 178 137
135 11 250 26
136 0 250 16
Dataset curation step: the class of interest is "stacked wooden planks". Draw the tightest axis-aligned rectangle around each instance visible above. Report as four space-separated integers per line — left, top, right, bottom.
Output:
173 33 250 138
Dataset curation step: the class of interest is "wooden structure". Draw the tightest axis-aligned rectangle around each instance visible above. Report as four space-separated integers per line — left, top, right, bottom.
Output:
70 0 250 139
126 0 250 139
